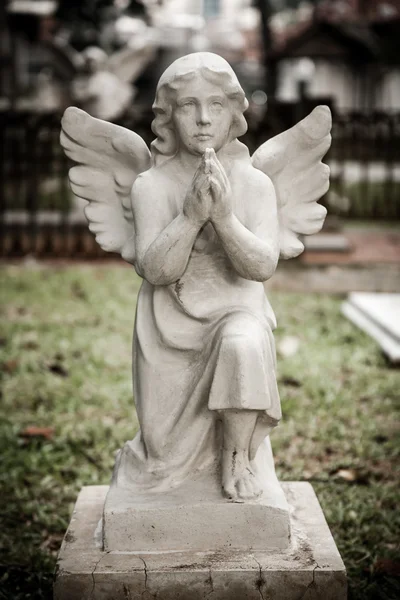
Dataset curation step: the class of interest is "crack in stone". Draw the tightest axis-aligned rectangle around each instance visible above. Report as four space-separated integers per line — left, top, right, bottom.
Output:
253 557 266 600
300 563 320 599
138 556 157 598
89 555 104 599
206 567 214 597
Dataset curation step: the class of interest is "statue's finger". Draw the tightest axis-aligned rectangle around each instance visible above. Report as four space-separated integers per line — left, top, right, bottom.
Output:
210 176 222 200
209 156 224 180
193 173 208 193
192 161 204 183
210 153 229 186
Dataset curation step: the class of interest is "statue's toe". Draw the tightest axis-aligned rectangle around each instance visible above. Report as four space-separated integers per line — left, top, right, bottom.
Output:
236 473 262 500
223 481 237 500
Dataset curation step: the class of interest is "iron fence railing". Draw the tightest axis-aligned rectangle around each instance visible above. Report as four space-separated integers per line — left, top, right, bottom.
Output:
1 109 399 257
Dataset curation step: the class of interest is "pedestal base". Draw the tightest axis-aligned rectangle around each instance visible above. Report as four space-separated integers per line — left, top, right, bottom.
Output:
103 457 290 552
54 483 347 600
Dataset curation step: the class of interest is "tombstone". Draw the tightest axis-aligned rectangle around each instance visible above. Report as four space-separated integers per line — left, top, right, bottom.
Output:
55 52 347 600
342 292 400 364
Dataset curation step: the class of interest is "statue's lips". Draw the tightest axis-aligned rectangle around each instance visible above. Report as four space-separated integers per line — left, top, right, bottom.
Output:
194 134 213 140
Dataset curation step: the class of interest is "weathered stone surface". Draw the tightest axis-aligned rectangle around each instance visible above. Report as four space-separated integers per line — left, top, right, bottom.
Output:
103 461 290 552
60 53 331 509
54 483 347 600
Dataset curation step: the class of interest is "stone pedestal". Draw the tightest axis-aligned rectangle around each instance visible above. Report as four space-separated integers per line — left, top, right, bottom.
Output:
103 459 290 553
54 483 347 600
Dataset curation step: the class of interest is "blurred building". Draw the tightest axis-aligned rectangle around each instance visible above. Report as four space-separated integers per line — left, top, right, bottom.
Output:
269 0 400 112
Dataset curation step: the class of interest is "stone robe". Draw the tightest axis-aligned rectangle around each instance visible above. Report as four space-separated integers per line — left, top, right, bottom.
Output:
113 146 281 492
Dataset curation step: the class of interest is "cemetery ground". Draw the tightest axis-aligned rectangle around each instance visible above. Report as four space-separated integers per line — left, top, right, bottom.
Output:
0 264 399 600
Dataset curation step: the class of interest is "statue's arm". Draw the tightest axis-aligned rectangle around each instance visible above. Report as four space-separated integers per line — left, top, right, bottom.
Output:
213 172 279 282
132 175 202 285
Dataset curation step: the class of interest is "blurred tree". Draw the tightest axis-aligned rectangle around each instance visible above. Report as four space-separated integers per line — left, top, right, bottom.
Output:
254 0 275 94
56 0 117 50
57 0 114 26
56 0 147 50
125 1 147 18
267 0 320 9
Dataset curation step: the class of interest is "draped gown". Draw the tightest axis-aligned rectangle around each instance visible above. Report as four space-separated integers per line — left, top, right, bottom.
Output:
112 145 282 493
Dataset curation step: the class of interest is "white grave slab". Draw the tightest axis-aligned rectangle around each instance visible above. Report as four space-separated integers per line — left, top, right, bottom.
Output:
303 233 351 252
342 293 400 363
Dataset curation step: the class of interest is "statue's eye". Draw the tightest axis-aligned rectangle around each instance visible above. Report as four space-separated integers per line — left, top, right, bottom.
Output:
181 101 195 108
211 101 223 108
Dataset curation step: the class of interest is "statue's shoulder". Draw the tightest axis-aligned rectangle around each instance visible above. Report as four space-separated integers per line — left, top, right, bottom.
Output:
132 162 173 196
232 159 274 198
225 140 273 195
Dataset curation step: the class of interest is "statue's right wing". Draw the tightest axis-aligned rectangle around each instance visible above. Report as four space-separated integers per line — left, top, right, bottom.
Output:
60 107 151 262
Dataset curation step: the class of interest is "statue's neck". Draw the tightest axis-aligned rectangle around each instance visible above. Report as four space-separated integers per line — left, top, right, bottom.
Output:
176 144 237 174
176 149 203 173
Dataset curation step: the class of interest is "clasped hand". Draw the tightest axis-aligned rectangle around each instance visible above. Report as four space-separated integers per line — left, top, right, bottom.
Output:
183 148 232 226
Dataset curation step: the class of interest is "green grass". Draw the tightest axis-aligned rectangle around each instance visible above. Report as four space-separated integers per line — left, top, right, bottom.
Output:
0 265 399 599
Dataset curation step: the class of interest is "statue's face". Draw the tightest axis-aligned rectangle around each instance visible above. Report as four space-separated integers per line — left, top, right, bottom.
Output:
172 74 233 155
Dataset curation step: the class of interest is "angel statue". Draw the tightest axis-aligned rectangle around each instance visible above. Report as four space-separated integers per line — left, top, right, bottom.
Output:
60 52 331 507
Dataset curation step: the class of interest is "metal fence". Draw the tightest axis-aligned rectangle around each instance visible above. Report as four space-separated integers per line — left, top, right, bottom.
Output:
1 109 399 258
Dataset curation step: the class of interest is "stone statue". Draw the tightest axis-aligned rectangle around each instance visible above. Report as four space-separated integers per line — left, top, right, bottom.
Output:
60 53 330 514
71 43 155 121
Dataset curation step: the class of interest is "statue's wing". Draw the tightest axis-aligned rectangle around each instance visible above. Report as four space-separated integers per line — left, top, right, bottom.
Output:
252 106 332 259
60 107 151 261
106 43 156 83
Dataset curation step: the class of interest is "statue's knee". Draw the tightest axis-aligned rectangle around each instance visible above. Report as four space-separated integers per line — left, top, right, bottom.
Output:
220 331 260 358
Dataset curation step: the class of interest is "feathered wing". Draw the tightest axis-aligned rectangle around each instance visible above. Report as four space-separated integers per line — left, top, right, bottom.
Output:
252 105 332 259
106 43 156 84
60 107 151 262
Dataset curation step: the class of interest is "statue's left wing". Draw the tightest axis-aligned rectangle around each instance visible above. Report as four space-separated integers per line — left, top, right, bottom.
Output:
252 106 332 259
60 107 151 263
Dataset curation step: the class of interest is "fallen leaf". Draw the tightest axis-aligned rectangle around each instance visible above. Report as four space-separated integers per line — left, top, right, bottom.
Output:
23 340 39 350
21 331 39 350
71 281 87 300
373 558 400 577
40 533 64 552
19 426 54 440
48 362 69 377
336 469 357 481
333 468 369 484
2 359 19 373
281 376 302 388
374 434 388 444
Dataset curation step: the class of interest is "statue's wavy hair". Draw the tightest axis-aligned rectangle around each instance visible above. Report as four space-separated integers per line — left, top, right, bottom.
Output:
151 54 249 165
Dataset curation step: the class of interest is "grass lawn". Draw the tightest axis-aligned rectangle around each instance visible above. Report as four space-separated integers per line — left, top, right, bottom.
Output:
0 264 399 600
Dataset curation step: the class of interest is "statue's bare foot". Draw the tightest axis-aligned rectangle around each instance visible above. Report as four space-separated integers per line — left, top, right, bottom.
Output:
222 447 263 502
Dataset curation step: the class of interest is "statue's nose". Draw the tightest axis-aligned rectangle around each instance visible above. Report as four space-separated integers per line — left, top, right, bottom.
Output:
197 106 211 126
